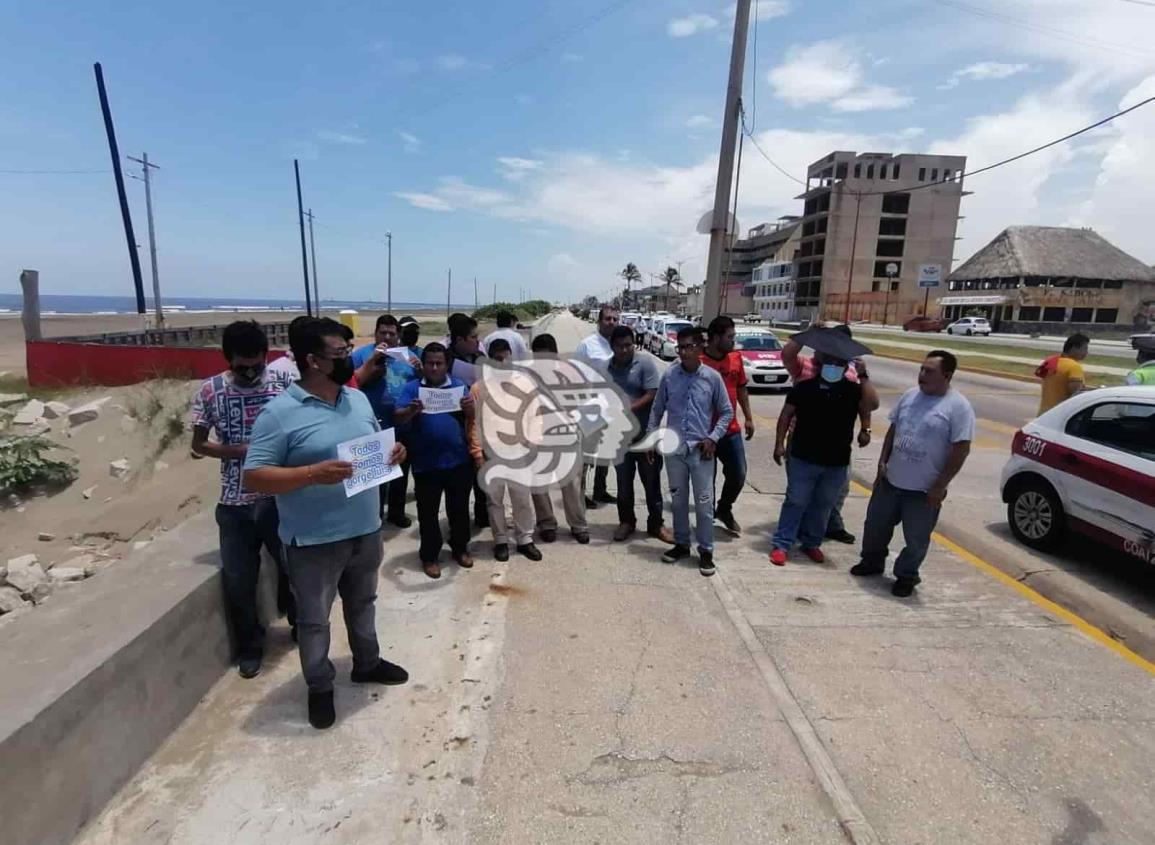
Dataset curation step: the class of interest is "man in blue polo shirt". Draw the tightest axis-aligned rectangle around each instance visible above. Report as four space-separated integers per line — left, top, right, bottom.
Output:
352 314 420 527
244 317 409 730
395 342 475 579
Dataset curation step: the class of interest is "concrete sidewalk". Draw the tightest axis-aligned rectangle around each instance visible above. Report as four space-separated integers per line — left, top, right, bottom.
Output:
75 483 1155 844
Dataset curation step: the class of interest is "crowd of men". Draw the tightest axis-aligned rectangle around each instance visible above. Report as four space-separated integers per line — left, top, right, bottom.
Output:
191 306 979 728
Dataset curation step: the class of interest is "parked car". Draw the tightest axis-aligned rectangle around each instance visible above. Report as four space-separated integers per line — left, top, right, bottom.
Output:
649 318 694 359
735 332 790 389
903 315 945 333
945 316 992 336
741 312 762 323
999 386 1155 560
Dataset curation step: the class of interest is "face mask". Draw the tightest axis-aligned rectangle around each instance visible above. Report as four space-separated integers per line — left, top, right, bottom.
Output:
820 363 846 384
231 364 265 386
326 357 354 385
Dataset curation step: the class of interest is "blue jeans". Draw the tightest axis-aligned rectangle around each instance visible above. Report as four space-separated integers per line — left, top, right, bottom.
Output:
713 431 747 516
860 477 940 579
772 457 848 551
615 450 664 529
666 444 715 552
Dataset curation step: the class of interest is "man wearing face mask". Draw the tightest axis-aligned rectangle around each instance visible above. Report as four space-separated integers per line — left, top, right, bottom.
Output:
244 318 410 730
191 320 295 680
769 348 879 566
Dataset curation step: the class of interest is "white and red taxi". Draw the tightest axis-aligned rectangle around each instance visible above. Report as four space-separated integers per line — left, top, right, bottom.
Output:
735 331 790 389
999 386 1155 563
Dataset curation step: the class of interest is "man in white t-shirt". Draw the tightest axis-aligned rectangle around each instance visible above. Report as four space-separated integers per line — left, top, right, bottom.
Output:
481 309 529 360
574 305 619 505
852 350 974 597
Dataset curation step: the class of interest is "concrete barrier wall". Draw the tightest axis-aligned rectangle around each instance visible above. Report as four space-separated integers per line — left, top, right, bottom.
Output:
0 512 229 845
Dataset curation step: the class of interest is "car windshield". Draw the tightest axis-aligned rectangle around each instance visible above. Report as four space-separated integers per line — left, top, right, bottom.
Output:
664 321 692 334
735 335 781 351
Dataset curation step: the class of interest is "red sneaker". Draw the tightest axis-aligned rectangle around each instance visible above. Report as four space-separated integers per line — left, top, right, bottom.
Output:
802 547 825 563
769 549 787 567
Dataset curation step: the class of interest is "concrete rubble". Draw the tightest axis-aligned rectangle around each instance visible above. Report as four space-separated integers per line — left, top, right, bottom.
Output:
12 399 46 426
2 554 52 604
0 585 28 614
37 532 55 542
109 459 131 479
0 393 28 406
48 567 88 583
68 398 109 427
42 401 71 420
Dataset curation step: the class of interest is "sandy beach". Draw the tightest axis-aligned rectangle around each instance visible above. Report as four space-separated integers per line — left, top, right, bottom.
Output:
0 308 484 378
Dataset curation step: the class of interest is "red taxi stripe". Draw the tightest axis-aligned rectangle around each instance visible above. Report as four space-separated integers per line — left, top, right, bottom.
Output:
1013 431 1155 509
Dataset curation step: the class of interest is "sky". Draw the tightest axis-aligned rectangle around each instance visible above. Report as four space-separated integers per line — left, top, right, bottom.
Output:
2 0 1154 307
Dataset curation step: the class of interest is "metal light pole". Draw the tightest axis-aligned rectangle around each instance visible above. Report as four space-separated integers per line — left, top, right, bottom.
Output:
305 209 319 312
883 262 898 326
128 152 163 327
294 160 312 316
385 231 393 312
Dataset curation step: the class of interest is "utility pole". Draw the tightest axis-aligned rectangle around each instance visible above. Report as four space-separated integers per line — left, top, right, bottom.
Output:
127 152 163 327
474 276 478 309
385 231 393 313
93 63 146 318
294 160 312 316
304 209 319 312
492 281 497 305
702 0 751 323
446 268 452 317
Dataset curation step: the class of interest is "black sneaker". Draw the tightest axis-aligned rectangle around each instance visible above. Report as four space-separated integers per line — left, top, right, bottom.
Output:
517 543 543 561
826 528 856 545
892 577 919 598
585 496 598 510
387 514 413 529
661 544 691 563
238 656 262 679
539 528 557 544
573 532 590 544
850 561 885 577
351 659 410 685
308 690 336 730
593 491 617 505
716 511 741 535
698 550 716 577
494 543 510 562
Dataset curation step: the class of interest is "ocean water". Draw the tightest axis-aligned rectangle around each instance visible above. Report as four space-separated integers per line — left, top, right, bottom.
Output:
0 293 476 315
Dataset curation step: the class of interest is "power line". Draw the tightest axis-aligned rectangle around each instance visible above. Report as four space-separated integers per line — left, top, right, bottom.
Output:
932 0 1155 58
739 94 1155 196
739 114 807 186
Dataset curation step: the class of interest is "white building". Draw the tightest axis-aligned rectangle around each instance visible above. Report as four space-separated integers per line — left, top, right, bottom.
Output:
752 261 796 321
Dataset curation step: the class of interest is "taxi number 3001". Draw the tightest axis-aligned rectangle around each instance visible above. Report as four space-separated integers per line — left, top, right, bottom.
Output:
1021 435 1047 458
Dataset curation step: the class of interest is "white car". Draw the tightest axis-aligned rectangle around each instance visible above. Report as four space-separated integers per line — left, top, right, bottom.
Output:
946 316 992 336
649 318 694 359
735 332 790 389
999 386 1155 561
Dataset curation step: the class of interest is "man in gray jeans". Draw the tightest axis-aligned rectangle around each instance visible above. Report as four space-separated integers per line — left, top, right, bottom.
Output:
245 317 410 729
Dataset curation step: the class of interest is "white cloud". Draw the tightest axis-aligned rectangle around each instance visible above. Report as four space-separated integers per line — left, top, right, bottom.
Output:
397 131 420 153
667 13 719 38
832 85 913 112
686 114 717 129
767 41 911 112
939 61 1031 90
497 157 544 181
317 130 367 145
394 192 454 212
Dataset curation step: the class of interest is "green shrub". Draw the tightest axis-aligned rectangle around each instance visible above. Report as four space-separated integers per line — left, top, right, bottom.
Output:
0 435 78 493
472 300 552 322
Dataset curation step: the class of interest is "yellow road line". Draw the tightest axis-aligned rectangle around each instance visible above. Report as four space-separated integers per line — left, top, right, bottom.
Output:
975 417 1021 436
848 479 1155 677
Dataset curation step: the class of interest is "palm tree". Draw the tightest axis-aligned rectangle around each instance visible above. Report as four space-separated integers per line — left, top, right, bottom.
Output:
619 262 642 309
661 266 683 312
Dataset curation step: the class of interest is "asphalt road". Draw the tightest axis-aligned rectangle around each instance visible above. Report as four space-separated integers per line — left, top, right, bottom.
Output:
847 322 1139 359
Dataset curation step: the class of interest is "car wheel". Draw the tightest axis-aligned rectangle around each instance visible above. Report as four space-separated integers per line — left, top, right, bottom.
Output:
1007 478 1066 551
966 328 973 336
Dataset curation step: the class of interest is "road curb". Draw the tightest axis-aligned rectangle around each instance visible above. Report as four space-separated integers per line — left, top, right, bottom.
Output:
868 351 1040 384
848 470 1155 667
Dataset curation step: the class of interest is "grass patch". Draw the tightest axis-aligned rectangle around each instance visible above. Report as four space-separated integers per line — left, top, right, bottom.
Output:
768 329 1127 385
849 330 1128 371
0 374 70 402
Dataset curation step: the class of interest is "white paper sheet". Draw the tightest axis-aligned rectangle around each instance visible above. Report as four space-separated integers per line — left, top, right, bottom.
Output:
419 385 465 414
384 346 417 365
336 428 402 498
